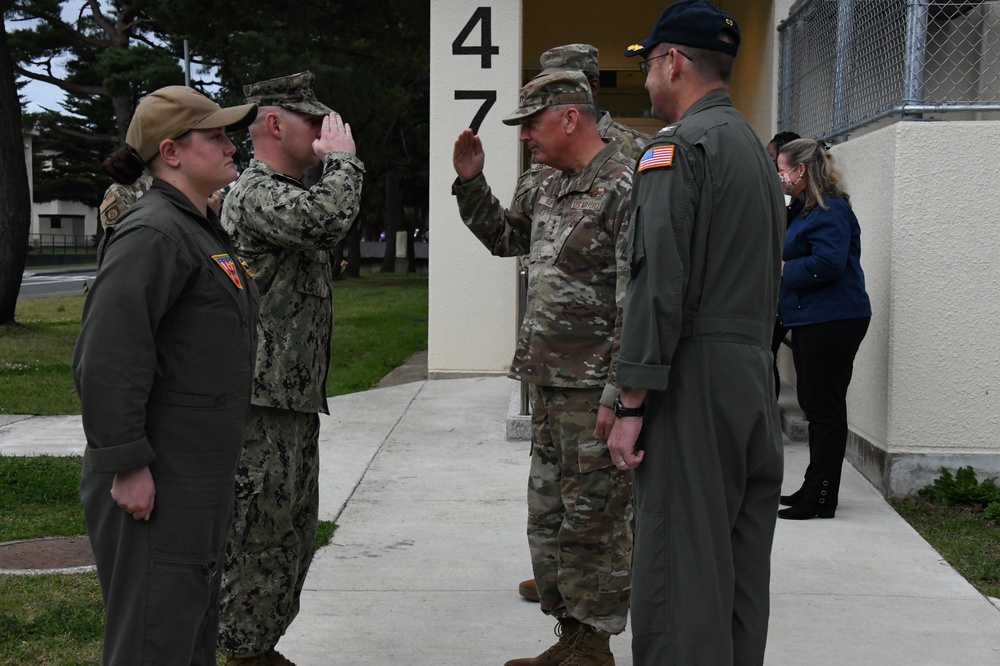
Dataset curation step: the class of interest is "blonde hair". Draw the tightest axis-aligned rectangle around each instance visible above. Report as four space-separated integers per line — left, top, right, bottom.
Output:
779 138 849 212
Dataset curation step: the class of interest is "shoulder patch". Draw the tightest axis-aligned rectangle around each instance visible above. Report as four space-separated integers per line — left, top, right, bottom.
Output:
638 145 675 172
212 254 243 289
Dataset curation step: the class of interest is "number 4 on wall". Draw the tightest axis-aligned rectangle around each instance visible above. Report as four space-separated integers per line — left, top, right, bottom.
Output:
452 6 500 69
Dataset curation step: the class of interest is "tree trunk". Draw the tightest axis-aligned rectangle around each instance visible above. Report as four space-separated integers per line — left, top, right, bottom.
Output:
380 170 403 273
343 225 362 278
0 17 33 325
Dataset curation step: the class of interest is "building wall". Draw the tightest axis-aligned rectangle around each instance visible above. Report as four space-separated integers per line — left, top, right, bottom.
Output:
808 121 1000 495
428 1 523 376
23 130 98 242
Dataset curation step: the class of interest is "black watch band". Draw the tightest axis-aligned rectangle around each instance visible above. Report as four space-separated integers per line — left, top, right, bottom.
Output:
613 395 645 418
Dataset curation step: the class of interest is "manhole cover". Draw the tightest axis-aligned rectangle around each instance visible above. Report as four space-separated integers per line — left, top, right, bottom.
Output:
0 536 96 575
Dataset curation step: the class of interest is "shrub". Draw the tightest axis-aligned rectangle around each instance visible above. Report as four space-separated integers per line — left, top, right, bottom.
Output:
918 466 1000 507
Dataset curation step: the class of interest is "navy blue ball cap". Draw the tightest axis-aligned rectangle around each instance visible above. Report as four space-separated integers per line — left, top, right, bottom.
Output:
625 0 741 58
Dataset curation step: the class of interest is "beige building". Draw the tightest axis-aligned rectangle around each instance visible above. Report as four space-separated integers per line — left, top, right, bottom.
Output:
23 131 99 247
429 0 1000 496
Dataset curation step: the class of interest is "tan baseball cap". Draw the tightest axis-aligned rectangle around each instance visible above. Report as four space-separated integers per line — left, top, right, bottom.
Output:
501 70 594 126
126 86 257 163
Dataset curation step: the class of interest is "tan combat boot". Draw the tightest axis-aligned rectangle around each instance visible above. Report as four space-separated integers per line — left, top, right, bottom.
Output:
504 617 583 666
518 578 540 602
561 625 614 666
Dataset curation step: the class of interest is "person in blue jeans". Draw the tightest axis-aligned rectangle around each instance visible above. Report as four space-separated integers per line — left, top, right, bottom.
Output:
775 138 872 520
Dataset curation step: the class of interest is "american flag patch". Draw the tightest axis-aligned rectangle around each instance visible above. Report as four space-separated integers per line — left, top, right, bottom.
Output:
638 145 675 171
212 254 243 289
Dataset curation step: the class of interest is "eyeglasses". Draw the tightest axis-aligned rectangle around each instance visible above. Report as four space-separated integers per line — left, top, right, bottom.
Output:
638 48 694 75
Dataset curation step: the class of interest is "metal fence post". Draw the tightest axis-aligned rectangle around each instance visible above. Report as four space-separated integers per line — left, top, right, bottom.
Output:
833 0 856 136
903 0 929 119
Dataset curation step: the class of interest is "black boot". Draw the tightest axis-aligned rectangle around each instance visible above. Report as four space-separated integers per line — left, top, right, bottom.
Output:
778 499 836 520
779 488 804 506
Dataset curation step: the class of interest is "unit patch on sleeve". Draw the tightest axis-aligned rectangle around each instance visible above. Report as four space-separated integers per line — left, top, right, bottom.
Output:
212 254 243 289
638 145 675 172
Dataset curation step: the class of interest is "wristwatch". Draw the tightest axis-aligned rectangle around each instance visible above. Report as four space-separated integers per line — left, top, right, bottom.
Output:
613 395 645 418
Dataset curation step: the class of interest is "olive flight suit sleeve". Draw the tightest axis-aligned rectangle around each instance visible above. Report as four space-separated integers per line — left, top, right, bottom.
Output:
616 139 702 393
72 226 194 473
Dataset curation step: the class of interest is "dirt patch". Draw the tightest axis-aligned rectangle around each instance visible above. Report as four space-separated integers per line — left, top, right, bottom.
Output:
0 536 95 572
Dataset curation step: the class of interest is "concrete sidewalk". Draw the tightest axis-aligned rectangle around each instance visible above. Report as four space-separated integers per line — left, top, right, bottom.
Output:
3 376 1000 664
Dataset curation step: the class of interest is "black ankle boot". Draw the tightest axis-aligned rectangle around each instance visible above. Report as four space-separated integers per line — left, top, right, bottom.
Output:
778 499 836 520
779 488 804 506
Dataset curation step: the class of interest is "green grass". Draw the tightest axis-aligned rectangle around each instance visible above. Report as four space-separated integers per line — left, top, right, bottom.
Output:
0 573 104 665
0 297 84 415
0 274 428 415
0 273 424 662
0 457 86 542
891 497 1000 599
327 274 428 396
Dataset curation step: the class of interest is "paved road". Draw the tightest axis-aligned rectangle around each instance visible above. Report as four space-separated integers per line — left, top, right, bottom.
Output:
18 271 95 299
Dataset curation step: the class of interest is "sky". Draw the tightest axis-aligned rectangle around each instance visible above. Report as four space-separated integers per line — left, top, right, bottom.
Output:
13 0 81 114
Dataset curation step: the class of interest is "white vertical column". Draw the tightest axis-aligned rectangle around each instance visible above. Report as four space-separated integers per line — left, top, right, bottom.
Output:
428 1 522 375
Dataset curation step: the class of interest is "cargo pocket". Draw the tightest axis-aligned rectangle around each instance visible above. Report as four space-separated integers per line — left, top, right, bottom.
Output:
145 549 217 657
577 436 614 515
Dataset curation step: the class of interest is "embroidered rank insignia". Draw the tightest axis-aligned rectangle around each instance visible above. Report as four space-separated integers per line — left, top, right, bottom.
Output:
212 254 243 289
238 256 255 278
638 145 675 171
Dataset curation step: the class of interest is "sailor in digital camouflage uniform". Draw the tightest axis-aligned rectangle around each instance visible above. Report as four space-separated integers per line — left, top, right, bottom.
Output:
218 71 364 666
98 172 153 228
452 70 634 666
512 43 649 203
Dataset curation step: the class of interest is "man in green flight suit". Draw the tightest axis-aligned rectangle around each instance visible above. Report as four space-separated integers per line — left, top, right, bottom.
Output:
608 2 786 664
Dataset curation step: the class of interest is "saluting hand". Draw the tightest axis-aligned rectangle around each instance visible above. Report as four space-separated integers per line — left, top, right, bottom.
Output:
453 129 485 184
313 112 356 157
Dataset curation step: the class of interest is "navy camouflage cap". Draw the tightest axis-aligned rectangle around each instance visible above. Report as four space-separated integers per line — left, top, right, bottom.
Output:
243 71 333 116
501 70 594 126
539 44 600 79
625 0 741 59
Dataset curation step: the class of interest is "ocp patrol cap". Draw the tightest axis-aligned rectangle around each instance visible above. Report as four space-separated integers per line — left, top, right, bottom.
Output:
243 71 333 116
625 0 741 59
539 44 600 79
501 70 594 126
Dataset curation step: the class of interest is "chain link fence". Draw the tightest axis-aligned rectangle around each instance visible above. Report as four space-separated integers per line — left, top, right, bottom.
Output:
779 0 1000 141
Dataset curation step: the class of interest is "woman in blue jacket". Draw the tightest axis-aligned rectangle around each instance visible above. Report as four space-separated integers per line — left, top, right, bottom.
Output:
775 139 871 520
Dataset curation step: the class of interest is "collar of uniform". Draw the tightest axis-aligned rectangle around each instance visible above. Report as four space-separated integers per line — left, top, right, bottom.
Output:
679 88 733 122
245 157 307 187
146 179 217 222
554 141 621 199
596 111 613 138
